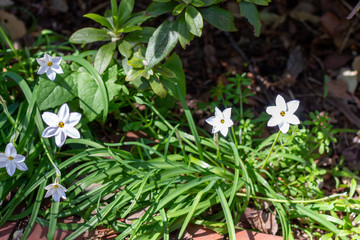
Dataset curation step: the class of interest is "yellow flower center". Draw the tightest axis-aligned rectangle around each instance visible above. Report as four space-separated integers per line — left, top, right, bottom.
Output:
8 156 14 160
220 119 225 124
47 62 53 66
58 121 65 128
54 184 59 188
280 111 285 117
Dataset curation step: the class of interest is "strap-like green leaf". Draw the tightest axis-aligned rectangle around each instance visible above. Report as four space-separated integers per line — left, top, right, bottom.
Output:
84 13 114 30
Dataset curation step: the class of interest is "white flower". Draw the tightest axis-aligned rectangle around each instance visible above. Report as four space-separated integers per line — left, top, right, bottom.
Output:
206 107 234 137
36 53 63 81
266 94 300 134
41 103 81 147
0 143 28 176
44 182 67 202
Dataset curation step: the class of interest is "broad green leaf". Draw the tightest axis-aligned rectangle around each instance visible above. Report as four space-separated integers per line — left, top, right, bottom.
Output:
119 26 142 33
123 15 151 28
34 71 77 111
173 3 186 15
245 0 271 6
118 0 135 27
94 42 116 74
145 20 178 70
118 40 133 58
150 75 166 98
239 2 262 37
127 49 144 68
146 1 178 17
69 27 111 44
77 71 105 121
161 53 186 100
202 0 222 7
125 27 155 43
185 5 203 37
200 6 237 32
103 65 121 101
125 68 144 82
191 0 204 7
155 66 175 78
84 13 114 30
63 55 108 122
177 12 194 49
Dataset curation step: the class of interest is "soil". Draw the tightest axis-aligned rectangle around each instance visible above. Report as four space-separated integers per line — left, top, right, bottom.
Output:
2 0 360 239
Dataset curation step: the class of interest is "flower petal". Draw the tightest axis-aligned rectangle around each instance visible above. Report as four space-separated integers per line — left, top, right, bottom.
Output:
287 100 300 114
67 112 81 126
36 56 46 65
42 126 60 138
51 56 62 65
211 124 222 134
46 69 56 81
220 126 229 137
44 189 54 198
15 161 28 171
205 116 217 126
0 153 8 160
52 191 61 202
37 65 49 75
267 116 282 127
266 106 279 116
275 95 286 111
279 121 290 134
55 131 67 147
13 155 25 163
45 183 55 190
5 143 16 157
0 158 8 168
51 64 64 74
42 112 59 127
44 53 52 62
63 126 80 139
285 114 300 125
224 118 234 128
58 103 70 123
6 161 16 176
57 187 66 199
214 107 223 119
222 108 232 120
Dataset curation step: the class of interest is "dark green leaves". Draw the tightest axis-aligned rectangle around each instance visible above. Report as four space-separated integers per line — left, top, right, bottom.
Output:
200 6 237 32
239 2 262 37
94 42 116 74
185 5 203 37
69 28 111 44
84 13 114 30
145 20 178 70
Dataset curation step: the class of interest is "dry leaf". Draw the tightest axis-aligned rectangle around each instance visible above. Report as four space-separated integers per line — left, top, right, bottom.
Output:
245 207 278 235
0 10 26 39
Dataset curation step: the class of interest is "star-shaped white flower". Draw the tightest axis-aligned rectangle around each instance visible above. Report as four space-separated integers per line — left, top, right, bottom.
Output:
206 107 234 137
0 143 28 176
266 94 300 134
44 182 67 202
41 103 81 147
36 53 63 81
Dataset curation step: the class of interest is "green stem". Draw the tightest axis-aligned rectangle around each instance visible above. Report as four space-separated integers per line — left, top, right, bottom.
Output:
127 97 157 137
261 130 281 169
231 126 238 148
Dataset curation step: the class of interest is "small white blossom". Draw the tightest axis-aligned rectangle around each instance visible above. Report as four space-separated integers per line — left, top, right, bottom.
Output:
42 103 81 147
0 143 28 176
44 181 67 202
266 94 300 134
36 53 63 81
206 107 234 137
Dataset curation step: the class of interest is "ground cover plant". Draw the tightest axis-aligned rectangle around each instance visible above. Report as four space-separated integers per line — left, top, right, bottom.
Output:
1 0 360 239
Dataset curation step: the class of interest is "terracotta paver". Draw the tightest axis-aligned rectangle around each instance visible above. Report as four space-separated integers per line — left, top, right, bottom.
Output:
0 221 17 239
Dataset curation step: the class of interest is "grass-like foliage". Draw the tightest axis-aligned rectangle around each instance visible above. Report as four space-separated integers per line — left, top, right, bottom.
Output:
1 1 360 240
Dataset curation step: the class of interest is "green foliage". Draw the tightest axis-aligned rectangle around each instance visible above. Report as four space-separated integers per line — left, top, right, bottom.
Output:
1 1 360 240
